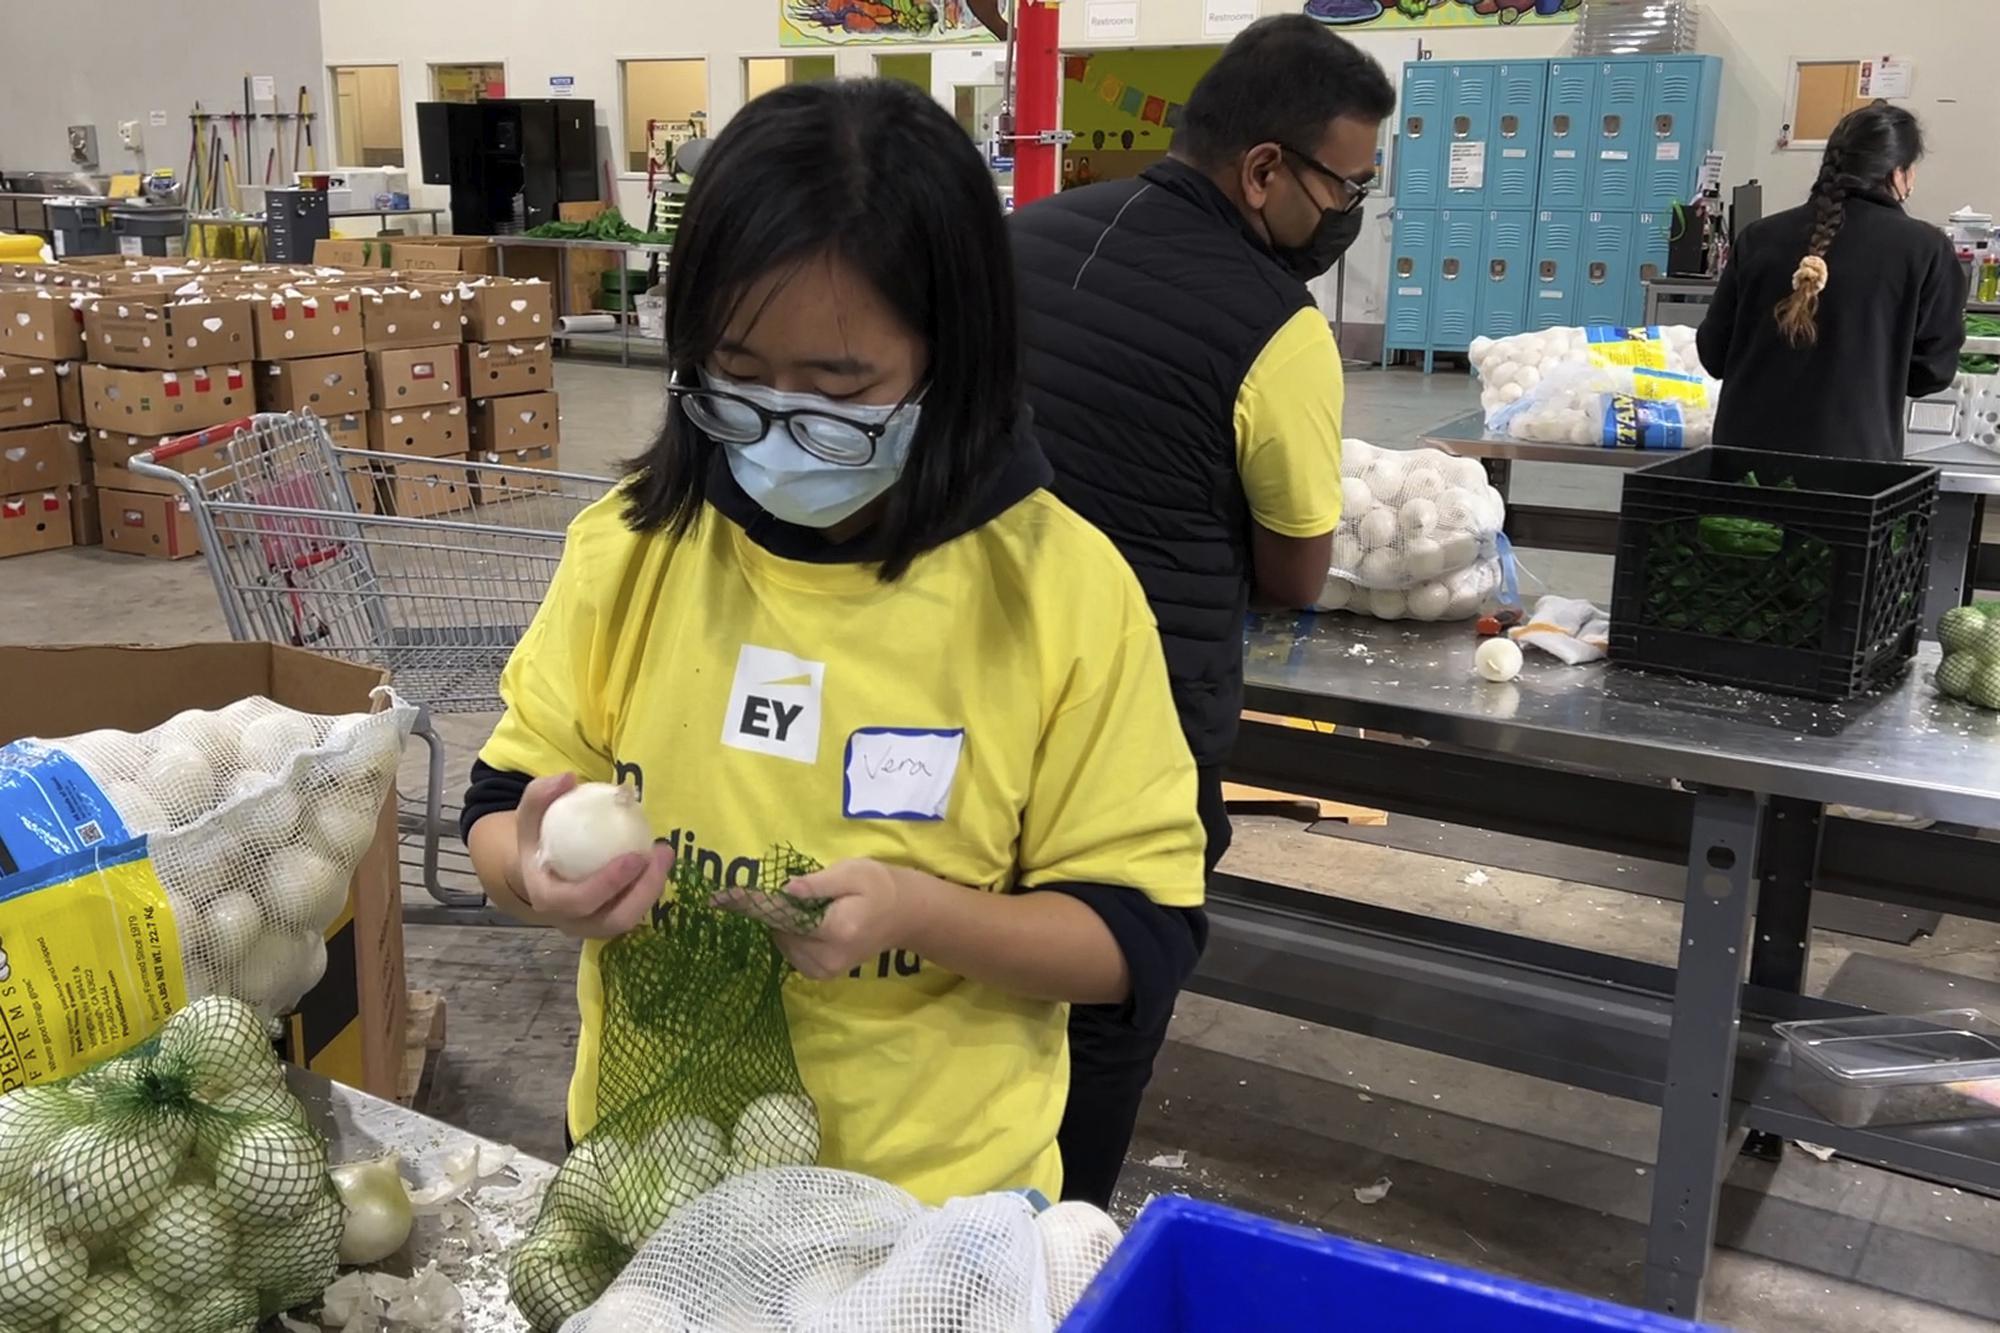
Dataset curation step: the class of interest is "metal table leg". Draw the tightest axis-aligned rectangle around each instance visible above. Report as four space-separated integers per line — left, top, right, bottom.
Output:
1924 491 1979 627
1741 795 1822 1161
1642 788 1763 1319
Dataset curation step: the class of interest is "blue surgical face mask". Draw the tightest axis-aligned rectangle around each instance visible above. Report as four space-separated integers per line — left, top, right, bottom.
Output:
695 370 922 529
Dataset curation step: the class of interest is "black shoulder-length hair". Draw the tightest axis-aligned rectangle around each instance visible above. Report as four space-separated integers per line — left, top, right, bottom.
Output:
622 77 1022 581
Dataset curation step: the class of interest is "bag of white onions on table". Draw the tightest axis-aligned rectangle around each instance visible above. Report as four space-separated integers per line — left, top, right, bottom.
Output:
0 692 415 1086
1472 324 1719 449
0 995 339 1331
557 1167 1120 1333
1318 439 1509 622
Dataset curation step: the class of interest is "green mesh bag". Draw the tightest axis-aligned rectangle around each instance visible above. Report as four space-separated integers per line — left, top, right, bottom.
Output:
0 994 338 1332
511 849 827 1331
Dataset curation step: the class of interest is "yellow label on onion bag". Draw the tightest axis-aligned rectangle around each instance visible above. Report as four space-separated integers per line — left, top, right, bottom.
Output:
1629 368 1710 404
1584 325 1669 370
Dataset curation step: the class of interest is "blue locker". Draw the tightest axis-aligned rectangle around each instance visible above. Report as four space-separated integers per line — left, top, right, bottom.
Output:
1443 63 1496 201
1397 64 1449 208
1384 208 1436 365
1587 59 1649 210
1428 207 1484 353
1475 209 1534 341
1486 62 1546 209
1630 210 1670 325
1578 211 1635 327
1640 55 1722 210
1529 209 1581 330
1539 59 1597 210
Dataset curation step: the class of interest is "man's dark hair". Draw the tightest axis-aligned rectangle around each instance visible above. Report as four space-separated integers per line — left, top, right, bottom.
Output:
623 78 1021 580
1175 15 1396 168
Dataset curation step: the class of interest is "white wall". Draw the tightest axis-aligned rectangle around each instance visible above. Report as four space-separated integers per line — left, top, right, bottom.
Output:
1 0 323 181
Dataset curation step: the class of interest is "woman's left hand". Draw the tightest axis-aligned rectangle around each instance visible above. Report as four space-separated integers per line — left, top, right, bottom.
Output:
715 858 927 979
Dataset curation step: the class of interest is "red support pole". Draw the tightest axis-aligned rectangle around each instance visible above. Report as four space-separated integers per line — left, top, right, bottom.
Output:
1011 0 1062 208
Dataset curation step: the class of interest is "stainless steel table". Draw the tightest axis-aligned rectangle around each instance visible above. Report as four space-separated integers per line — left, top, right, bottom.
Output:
1204 616 2000 1319
489 235 673 368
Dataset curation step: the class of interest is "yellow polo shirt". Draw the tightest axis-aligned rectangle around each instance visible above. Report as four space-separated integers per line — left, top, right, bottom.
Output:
481 486 1206 1204
1235 305 1346 537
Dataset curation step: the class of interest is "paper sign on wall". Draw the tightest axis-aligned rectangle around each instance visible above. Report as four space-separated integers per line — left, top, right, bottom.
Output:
1203 1 1258 38
148 110 167 128
251 75 276 105
1695 149 1725 195
1857 57 1911 98
1086 0 1139 40
548 75 576 99
1447 141 1485 191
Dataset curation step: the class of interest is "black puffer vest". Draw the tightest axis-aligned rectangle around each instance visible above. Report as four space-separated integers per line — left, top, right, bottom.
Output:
1011 159 1315 766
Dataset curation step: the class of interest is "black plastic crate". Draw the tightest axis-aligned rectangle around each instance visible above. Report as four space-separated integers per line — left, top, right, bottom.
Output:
1609 446 1938 700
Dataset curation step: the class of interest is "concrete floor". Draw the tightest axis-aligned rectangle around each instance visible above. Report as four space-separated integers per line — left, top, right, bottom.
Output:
4 356 1997 1331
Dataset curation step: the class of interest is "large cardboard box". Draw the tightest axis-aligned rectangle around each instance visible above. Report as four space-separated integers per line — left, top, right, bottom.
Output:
90 426 231 498
381 457 473 517
69 481 101 546
259 352 370 415
250 289 364 359
97 486 201 558
465 338 553 398
0 489 72 558
83 362 250 435
83 291 256 369
0 358 61 429
313 238 392 270
323 410 366 453
358 287 460 350
367 401 467 457
470 390 559 454
393 236 497 275
470 441 560 500
56 361 84 424
0 644 409 1099
0 287 88 361
0 423 86 494
457 281 554 342
367 345 460 409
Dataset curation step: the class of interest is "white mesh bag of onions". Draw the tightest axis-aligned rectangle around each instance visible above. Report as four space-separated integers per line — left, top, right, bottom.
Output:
22 692 415 1019
550 1167 1121 1333
1471 325 1719 447
1317 439 1506 622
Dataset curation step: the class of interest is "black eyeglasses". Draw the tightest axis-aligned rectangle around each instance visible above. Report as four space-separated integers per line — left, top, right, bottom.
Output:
668 374 912 467
1282 146 1374 215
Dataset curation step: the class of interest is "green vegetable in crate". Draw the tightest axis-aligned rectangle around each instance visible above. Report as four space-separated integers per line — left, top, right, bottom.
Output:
0 996 339 1330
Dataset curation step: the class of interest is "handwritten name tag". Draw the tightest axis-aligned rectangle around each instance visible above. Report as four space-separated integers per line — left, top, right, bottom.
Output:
842 728 964 821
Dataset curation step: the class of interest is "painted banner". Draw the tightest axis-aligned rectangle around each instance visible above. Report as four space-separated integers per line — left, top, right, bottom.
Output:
1302 0 1581 27
781 0 1001 45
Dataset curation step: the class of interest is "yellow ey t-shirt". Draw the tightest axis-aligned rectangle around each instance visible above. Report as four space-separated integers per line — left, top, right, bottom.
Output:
1233 305 1346 537
481 487 1207 1205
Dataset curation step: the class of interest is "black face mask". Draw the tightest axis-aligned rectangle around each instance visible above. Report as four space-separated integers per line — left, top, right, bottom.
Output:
1272 203 1365 282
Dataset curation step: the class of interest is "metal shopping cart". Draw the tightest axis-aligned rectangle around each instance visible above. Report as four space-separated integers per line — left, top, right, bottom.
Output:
129 410 615 921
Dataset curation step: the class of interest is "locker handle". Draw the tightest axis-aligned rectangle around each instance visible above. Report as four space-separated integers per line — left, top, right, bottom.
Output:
1539 260 1558 280
1654 114 1674 136
1441 258 1462 279
1639 263 1661 283
1405 115 1424 139
1499 114 1519 138
1452 115 1471 137
1551 114 1571 137
1587 261 1609 283
1396 257 1415 278
1489 259 1509 280
1602 113 1622 135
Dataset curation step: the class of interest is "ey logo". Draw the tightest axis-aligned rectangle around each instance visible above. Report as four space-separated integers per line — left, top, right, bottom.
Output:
722 644 825 765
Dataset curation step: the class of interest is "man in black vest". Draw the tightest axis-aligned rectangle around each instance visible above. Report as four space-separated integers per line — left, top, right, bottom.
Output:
1011 17 1393 1206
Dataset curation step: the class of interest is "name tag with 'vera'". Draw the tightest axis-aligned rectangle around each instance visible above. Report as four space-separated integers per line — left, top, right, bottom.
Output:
842 728 964 821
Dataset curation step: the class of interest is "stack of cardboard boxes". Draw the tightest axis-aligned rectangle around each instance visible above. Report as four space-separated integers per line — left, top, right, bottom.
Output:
244 284 372 509
454 278 559 501
358 284 470 516
0 273 92 560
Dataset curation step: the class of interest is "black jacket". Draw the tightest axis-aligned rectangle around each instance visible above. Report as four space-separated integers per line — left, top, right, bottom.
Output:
1697 194 1966 461
1010 159 1315 767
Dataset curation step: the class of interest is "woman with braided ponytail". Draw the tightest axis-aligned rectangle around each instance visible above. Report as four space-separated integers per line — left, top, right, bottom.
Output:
1697 102 1966 460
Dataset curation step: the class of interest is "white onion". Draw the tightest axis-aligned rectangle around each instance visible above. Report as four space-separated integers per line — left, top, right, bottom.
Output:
1367 586 1408 620
1357 549 1403 587
1330 531 1364 574
1403 536 1445 580
127 1183 235 1298
239 711 316 778
1398 497 1438 538
261 845 345 932
1476 637 1525 682
212 1119 326 1224
1407 581 1452 621
1339 476 1374 516
207 892 264 965
103 780 171 835
331 1154 415 1265
0 1223 88 1324
1355 507 1400 550
1316 575 1353 611
539 782 655 881
1434 488 1479 533
144 743 218 825
310 798 380 862
730 1093 820 1172
1362 456 1408 505
1039 1202 1123 1320
1439 531 1481 571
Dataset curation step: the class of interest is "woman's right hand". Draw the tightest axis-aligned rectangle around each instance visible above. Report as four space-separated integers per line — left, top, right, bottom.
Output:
515 773 674 938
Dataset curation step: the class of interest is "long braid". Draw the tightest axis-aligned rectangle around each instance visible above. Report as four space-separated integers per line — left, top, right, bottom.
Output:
1773 151 1849 347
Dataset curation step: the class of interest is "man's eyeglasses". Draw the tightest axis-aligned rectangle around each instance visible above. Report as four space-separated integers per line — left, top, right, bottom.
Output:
1281 146 1374 215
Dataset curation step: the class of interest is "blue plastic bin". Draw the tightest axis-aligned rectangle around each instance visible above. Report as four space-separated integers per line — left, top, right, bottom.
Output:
1061 1197 1711 1332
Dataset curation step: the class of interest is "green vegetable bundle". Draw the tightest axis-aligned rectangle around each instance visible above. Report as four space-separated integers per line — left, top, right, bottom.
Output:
522 207 677 246
510 851 826 1332
1935 604 2000 709
1963 314 2000 375
0 996 337 1332
1644 514 1837 647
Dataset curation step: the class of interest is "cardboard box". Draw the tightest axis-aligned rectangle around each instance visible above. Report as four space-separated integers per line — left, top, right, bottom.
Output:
366 401 467 458
323 411 366 452
0 357 61 428
367 345 460 409
392 236 497 275
90 426 232 498
358 287 460 350
381 457 473 517
470 390 559 454
470 441 560 499
56 361 84 424
83 362 250 435
83 292 256 369
0 489 72 558
465 338 553 397
313 238 392 270
259 352 370 414
457 282 554 342
250 289 364 359
69 481 100 546
0 643 409 1100
98 486 201 558
0 423 85 494
0 287 88 361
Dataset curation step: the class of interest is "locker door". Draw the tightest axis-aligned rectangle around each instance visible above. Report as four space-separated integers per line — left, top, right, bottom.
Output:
1487 62 1545 209
1444 64 1496 202
1587 59 1648 210
1640 56 1721 210
1385 209 1436 353
1398 64 1449 208
1428 207 1484 351
1475 209 1534 341
1539 60 1597 210
1578 211 1635 327
1529 209 1581 330
1630 210 1670 326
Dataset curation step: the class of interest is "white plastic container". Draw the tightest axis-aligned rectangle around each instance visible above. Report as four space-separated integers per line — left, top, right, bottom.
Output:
1774 1009 2000 1128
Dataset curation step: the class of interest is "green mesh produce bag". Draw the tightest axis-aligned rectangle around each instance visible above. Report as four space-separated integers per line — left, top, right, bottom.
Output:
0 995 339 1330
510 849 827 1332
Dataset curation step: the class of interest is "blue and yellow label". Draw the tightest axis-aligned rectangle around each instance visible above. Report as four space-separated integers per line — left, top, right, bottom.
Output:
1602 395 1688 450
1585 325 1669 370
